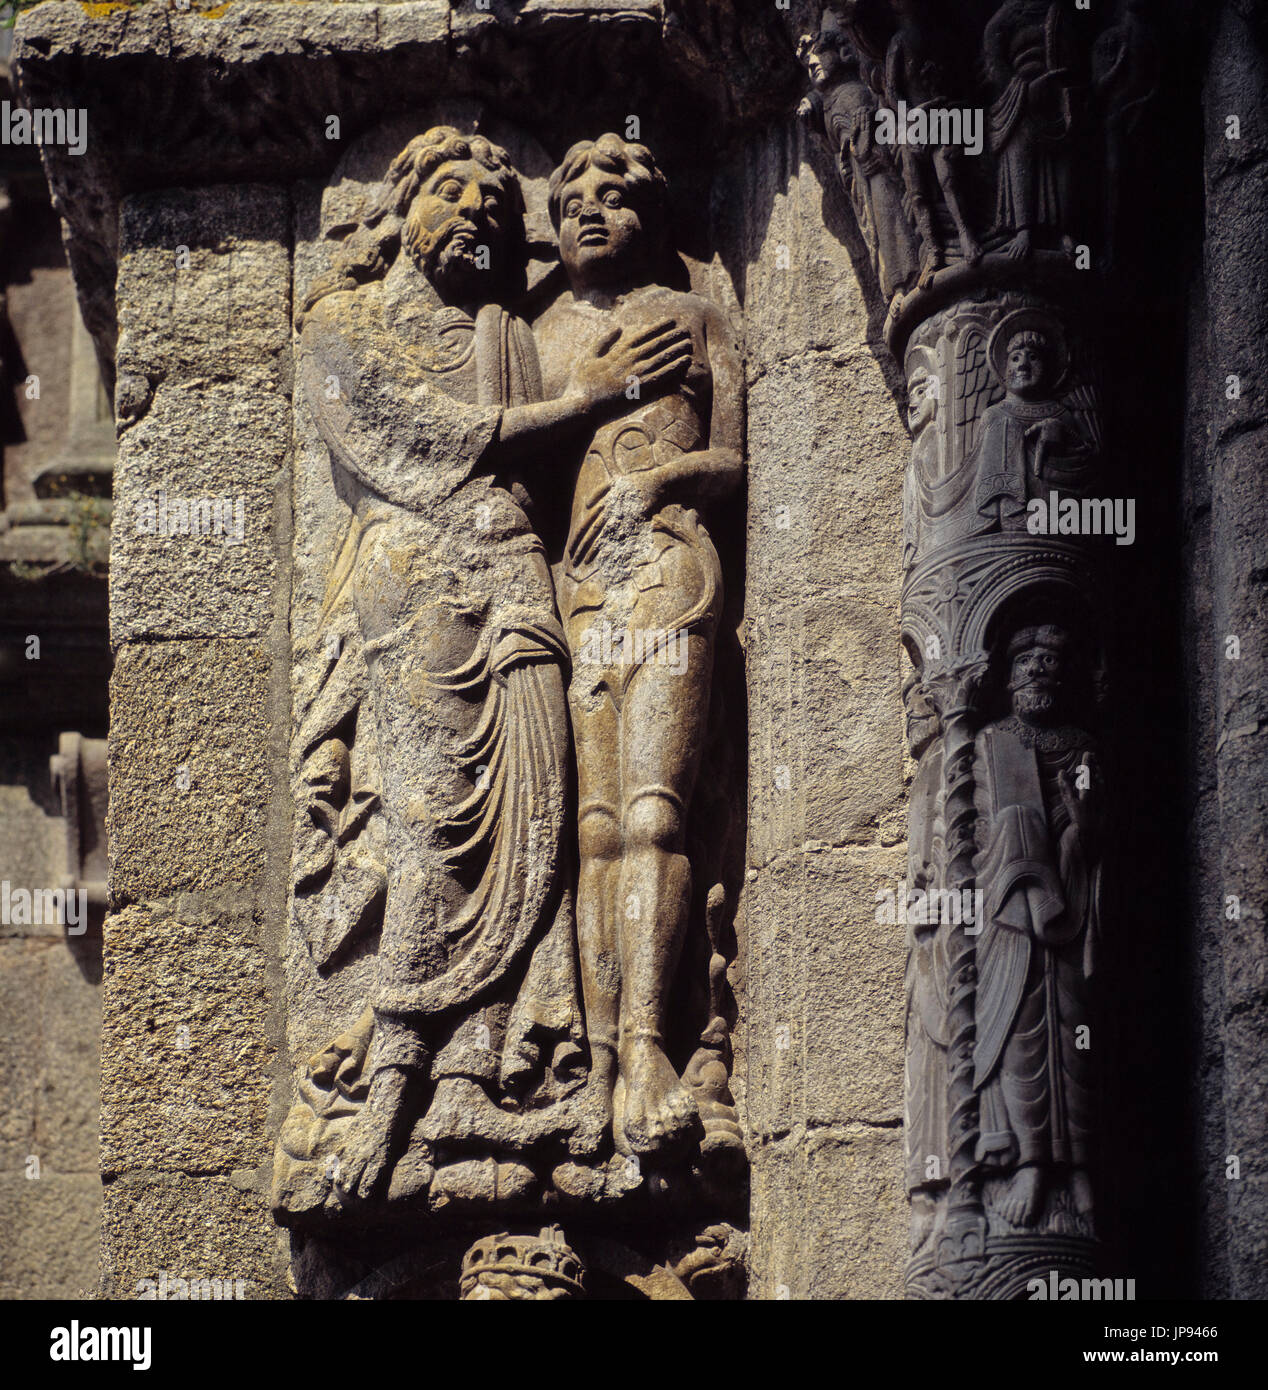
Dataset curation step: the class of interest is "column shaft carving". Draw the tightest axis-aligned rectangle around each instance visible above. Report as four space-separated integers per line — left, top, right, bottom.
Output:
799 1 1157 1298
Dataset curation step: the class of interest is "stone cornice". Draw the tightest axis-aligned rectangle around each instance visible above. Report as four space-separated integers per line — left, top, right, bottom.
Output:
13 0 801 392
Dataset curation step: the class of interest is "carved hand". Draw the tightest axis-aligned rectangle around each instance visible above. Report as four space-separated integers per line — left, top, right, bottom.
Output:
1059 751 1104 850
1024 417 1067 450
566 318 693 416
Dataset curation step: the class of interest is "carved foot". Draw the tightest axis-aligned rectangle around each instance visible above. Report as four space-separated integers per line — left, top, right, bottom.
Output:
566 1068 616 1158
333 1068 408 1203
917 253 943 290
997 1164 1045 1227
420 1075 581 1153
615 1033 701 1159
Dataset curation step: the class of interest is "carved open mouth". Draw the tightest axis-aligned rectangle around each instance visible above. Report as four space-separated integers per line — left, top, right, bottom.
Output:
578 229 609 247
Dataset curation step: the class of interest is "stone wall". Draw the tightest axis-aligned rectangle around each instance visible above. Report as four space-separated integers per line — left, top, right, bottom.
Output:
728 120 908 1299
6 0 1267 1302
99 185 293 1299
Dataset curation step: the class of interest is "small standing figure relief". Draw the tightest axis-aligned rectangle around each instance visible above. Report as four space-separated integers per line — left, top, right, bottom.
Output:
798 11 922 302
901 347 942 571
971 624 1101 1229
985 0 1079 260
885 0 984 284
973 309 1098 532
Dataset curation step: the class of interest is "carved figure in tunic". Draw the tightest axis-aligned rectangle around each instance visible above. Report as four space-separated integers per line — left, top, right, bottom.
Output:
278 127 693 1206
797 14 921 301
973 310 1096 532
972 623 1101 1226
884 0 983 283
534 135 744 1160
985 0 1078 259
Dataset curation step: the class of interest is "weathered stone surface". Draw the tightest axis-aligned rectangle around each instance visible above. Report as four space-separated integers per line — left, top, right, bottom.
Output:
0 940 44 1174
718 122 880 377
0 745 73 932
748 1124 903 1300
109 381 286 642
36 938 102 1175
0 935 101 1176
734 114 909 1296
1198 1 1268 1300
101 898 275 1177
100 1171 288 1301
108 641 272 903
0 1172 100 1301
115 185 291 384
110 185 291 643
745 845 906 1143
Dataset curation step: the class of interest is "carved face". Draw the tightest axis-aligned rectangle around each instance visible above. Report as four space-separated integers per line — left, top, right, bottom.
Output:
1005 340 1048 398
907 367 939 432
403 157 512 300
1008 640 1067 725
556 163 648 291
806 39 843 88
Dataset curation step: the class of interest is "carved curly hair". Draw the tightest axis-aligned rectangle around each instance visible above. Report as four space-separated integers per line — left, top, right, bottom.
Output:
297 125 525 327
546 132 671 264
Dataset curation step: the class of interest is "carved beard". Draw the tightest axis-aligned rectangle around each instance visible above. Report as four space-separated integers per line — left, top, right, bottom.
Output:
1013 683 1060 725
404 209 488 302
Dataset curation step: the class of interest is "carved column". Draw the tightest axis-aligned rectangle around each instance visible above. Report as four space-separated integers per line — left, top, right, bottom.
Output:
799 1 1162 1298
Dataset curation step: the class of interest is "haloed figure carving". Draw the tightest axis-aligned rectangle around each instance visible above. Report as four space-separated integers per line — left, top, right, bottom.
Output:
973 624 1101 1227
974 311 1095 532
535 136 743 1159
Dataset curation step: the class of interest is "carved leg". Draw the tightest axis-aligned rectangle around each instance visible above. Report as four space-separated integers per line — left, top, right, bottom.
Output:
571 694 622 1155
932 147 982 264
614 639 711 1158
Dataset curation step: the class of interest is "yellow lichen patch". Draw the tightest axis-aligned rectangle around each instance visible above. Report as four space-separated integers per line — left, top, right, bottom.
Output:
200 3 234 17
79 2 133 17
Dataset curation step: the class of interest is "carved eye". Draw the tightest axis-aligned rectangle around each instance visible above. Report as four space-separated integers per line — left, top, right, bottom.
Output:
437 181 463 202
603 190 624 209
564 197 582 219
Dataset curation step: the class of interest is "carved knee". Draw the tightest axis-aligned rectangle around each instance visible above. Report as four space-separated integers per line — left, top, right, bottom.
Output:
578 800 621 862
623 786 686 854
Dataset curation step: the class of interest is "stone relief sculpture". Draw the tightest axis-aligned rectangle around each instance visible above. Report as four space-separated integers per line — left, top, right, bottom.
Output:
970 622 1100 1229
883 0 983 281
273 121 747 1293
797 13 921 301
985 0 1079 259
1092 0 1162 265
535 134 745 1166
274 125 706 1209
971 308 1099 532
796 2 1162 332
896 293 1108 1298
791 6 1148 1296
